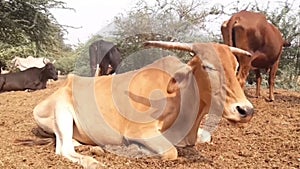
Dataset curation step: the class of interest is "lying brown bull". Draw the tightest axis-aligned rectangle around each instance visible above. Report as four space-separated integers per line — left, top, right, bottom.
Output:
23 42 253 168
221 10 290 101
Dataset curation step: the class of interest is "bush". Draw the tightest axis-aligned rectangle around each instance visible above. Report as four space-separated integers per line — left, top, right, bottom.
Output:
55 55 77 75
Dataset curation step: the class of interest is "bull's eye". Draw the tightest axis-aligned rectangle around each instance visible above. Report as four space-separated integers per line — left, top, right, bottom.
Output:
202 65 217 71
235 63 240 75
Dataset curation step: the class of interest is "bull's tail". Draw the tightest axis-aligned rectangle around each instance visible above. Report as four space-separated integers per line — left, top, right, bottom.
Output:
14 138 54 146
283 40 291 47
15 127 55 146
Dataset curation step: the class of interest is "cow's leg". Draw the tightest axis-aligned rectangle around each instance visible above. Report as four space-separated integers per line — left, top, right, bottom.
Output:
100 63 108 76
94 64 100 77
254 69 261 98
129 130 178 160
109 48 122 74
268 60 279 101
54 103 99 169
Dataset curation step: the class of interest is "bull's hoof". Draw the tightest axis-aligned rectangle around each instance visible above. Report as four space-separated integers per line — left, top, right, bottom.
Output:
264 97 274 102
197 129 212 143
90 146 104 156
161 146 178 160
81 156 102 169
254 93 261 98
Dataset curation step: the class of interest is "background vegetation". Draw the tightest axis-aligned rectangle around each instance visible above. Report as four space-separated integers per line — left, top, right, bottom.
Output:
0 0 299 90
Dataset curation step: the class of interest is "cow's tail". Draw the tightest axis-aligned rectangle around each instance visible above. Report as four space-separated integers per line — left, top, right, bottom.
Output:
225 16 240 47
227 19 234 46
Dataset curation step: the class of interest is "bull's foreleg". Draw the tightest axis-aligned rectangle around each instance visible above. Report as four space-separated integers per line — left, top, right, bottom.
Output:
268 60 279 101
54 103 100 169
254 69 262 98
130 130 178 160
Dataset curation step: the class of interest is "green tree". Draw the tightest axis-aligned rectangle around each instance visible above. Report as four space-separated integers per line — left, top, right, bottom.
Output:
71 35 105 76
0 0 72 66
113 0 211 62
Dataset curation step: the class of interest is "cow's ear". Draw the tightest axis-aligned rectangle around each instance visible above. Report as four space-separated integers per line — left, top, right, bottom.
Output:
167 65 192 93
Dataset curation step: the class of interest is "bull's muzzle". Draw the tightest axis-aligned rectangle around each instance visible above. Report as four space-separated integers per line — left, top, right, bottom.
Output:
236 105 254 118
235 105 254 122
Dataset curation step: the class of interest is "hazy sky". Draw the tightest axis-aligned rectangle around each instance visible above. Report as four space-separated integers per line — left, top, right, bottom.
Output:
51 0 298 45
51 0 135 45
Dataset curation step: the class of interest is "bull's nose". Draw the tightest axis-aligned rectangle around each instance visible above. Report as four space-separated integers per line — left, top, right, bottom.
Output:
236 106 254 118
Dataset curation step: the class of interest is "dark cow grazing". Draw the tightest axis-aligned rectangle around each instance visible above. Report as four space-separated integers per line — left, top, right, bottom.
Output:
221 10 290 101
0 62 58 92
89 40 121 76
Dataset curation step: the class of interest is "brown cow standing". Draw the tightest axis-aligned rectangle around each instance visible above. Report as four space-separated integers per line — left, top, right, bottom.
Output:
221 10 290 101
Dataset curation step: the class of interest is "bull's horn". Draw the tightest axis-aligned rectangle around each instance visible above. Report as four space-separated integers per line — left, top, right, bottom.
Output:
229 47 252 57
43 58 48 64
52 60 56 64
144 41 194 53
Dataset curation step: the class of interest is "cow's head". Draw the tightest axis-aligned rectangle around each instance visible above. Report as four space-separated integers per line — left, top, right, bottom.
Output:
144 41 254 124
41 63 58 81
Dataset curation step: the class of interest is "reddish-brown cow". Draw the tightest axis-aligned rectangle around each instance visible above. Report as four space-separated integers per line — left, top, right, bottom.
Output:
221 10 290 101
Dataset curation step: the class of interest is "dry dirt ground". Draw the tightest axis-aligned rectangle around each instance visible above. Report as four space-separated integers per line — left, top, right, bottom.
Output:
0 79 299 169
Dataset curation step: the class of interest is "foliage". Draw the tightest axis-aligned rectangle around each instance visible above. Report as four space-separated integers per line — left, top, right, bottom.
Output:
113 0 211 62
54 52 76 75
71 35 106 76
0 0 72 69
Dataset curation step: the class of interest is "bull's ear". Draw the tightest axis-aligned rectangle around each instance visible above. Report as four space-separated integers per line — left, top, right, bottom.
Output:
167 78 179 93
167 66 192 93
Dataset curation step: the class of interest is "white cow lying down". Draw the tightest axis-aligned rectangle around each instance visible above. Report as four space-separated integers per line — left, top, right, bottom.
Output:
12 56 53 71
19 42 254 169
